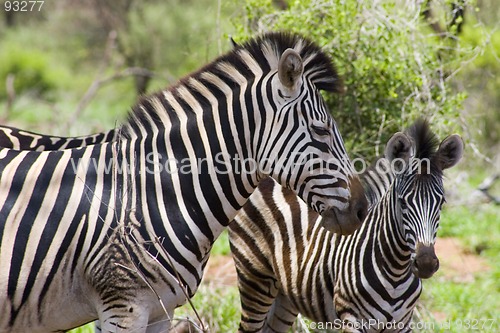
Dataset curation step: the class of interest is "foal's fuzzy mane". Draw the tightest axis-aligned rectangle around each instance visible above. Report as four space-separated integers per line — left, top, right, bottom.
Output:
121 32 342 139
406 119 440 161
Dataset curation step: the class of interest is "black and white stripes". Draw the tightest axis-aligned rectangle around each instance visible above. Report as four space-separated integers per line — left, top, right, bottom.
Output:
0 125 117 151
0 32 367 333
229 120 463 333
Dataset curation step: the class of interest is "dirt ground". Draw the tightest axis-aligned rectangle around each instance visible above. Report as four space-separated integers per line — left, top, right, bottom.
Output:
202 237 491 287
434 237 490 282
203 255 238 286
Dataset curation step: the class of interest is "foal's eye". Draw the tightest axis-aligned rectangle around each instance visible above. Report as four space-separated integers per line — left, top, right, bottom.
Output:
439 198 446 208
312 125 330 137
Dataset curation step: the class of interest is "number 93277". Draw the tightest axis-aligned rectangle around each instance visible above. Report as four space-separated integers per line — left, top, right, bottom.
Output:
4 1 44 12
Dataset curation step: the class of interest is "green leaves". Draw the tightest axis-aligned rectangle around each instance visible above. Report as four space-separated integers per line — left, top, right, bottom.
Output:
0 46 57 99
233 0 470 158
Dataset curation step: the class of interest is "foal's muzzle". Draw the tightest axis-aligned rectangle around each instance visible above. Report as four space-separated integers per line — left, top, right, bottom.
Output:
411 243 440 279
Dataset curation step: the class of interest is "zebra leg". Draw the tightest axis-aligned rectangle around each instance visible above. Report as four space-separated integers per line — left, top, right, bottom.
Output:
95 313 173 333
95 307 173 333
145 315 174 333
263 292 298 333
236 268 280 332
334 292 363 333
97 306 152 333
95 320 102 332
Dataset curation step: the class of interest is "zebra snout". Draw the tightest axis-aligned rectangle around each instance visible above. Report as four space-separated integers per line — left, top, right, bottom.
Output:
349 176 368 226
319 176 367 235
354 196 368 223
320 198 367 236
411 243 440 279
321 178 368 235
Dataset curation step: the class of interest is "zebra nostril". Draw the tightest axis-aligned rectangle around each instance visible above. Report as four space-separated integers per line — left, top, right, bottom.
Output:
413 252 439 279
354 196 368 222
348 175 368 223
356 207 365 222
360 203 368 219
433 257 440 271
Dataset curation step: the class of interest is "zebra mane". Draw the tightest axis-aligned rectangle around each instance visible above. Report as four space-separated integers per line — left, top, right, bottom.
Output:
121 32 342 139
405 119 439 161
406 118 443 179
231 32 343 93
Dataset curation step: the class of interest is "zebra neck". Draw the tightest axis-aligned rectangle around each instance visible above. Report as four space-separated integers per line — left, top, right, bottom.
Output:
114 105 270 266
374 186 413 278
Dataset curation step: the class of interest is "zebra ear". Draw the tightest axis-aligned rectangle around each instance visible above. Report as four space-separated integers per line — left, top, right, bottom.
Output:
385 132 413 165
436 134 463 170
278 48 304 91
229 36 238 48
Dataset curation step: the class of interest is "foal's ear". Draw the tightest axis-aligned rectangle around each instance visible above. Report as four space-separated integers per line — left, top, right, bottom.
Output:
436 134 464 170
278 48 304 91
385 132 413 165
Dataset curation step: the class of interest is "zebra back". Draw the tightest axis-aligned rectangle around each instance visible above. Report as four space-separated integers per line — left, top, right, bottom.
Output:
0 125 116 151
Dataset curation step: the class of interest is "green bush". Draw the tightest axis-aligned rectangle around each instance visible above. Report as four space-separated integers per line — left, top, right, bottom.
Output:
456 23 500 155
232 0 471 158
0 45 57 99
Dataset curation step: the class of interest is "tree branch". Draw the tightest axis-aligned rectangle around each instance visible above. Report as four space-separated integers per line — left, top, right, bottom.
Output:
478 174 500 205
67 67 157 127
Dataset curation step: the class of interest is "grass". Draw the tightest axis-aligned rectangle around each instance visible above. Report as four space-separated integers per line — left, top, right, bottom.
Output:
439 204 500 258
211 230 232 256
417 273 499 332
173 284 241 332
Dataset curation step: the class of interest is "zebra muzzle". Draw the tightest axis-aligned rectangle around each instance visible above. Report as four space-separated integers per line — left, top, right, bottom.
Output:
320 202 366 235
411 243 440 279
319 177 368 235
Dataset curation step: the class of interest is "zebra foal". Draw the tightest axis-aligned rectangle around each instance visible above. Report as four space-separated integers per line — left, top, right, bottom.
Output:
229 120 463 332
0 32 367 333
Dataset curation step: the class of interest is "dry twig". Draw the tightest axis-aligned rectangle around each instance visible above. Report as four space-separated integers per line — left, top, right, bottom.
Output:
478 174 500 205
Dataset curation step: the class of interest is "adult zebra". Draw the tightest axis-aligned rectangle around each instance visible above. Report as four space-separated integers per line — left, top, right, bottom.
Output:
229 120 463 333
0 32 368 333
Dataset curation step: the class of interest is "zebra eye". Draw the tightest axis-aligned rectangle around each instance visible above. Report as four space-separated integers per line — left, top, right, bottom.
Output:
439 198 446 209
399 197 408 210
312 125 330 137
